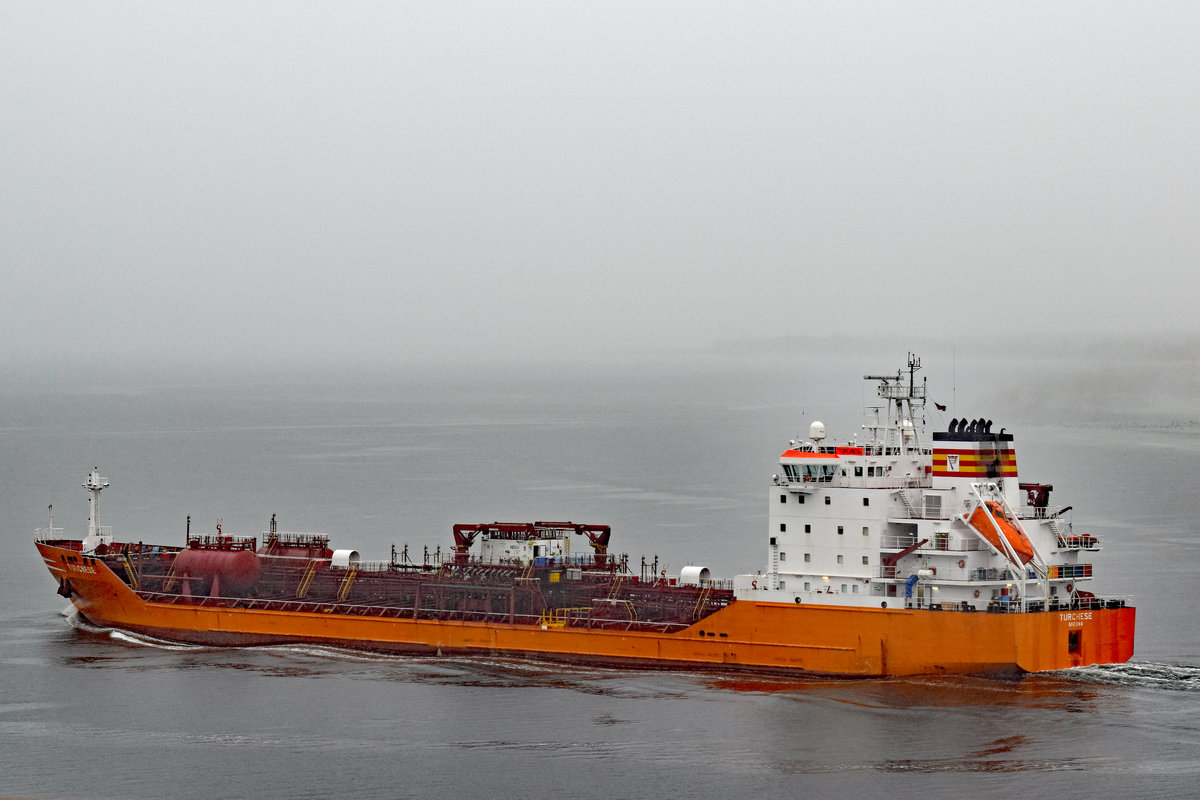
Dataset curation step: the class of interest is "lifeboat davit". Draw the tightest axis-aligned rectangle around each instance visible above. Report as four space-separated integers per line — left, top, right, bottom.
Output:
967 501 1035 565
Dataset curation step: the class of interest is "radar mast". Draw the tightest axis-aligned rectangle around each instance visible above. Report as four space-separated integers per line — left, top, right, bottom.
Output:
862 352 926 455
81 468 111 553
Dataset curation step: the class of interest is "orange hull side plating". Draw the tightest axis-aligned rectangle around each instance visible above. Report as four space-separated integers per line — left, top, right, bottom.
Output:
40 542 1135 677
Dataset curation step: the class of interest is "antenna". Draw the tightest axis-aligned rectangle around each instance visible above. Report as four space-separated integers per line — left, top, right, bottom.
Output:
908 352 921 398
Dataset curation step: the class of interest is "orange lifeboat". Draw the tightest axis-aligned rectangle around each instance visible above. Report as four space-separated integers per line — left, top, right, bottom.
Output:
967 501 1035 565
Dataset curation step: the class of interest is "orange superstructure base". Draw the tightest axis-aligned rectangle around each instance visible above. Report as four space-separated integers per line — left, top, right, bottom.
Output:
39 542 1135 677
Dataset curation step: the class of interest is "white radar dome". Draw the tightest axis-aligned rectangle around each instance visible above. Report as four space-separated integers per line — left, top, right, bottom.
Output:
809 421 826 441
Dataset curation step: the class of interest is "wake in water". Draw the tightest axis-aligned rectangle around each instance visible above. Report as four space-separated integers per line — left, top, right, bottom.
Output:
64 610 211 652
1068 661 1200 692
60 611 632 680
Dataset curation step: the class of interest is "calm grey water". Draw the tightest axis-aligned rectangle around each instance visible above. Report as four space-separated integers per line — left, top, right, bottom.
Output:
2 357 1198 799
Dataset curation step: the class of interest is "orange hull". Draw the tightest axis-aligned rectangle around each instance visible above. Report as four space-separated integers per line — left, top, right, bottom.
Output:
40 542 1134 677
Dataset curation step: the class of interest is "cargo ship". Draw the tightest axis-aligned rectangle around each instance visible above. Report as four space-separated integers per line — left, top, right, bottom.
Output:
35 356 1135 676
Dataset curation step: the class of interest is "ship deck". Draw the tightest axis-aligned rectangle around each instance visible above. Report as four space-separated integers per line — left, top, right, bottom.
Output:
48 539 737 634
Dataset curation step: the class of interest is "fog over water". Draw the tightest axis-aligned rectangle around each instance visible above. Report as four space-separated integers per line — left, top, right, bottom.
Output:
5 7 1200 798
2 2 1199 372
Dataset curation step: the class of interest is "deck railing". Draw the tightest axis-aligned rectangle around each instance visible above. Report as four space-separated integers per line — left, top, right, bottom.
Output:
879 535 984 553
130 589 697 632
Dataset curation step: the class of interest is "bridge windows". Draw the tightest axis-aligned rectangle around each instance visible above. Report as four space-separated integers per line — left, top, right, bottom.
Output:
783 464 838 483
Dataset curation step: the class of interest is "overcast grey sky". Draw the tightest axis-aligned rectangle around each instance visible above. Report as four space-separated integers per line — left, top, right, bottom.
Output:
3 2 1198 368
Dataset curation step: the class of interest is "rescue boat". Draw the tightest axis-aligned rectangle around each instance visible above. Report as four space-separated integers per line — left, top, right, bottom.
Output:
34 356 1135 676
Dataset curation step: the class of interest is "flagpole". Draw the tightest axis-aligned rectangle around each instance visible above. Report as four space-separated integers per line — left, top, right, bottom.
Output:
952 344 957 416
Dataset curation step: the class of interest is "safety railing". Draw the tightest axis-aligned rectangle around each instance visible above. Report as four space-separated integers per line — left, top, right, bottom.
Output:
878 565 1019 582
261 531 330 547
879 535 984 553
187 535 257 551
1054 534 1100 550
35 527 65 542
985 595 1128 613
1019 506 1072 520
131 590 696 631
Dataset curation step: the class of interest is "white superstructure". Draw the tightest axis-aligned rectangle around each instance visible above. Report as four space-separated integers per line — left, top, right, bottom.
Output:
734 354 1101 612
